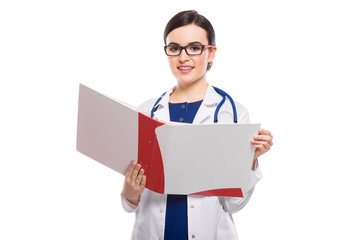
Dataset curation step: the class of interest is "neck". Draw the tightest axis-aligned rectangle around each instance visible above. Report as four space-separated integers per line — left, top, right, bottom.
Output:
170 77 208 103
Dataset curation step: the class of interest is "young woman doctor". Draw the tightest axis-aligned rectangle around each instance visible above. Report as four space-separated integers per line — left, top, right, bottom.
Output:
121 10 273 240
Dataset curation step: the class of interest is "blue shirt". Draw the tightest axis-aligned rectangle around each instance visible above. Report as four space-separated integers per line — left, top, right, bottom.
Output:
164 100 203 240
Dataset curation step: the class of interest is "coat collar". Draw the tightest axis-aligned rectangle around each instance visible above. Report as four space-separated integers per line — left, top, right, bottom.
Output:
152 84 224 124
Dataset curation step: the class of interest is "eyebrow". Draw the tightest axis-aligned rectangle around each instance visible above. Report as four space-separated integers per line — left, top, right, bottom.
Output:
167 41 203 46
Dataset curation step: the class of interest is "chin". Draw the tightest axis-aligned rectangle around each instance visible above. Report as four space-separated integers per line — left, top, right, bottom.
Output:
176 77 199 86
175 73 203 84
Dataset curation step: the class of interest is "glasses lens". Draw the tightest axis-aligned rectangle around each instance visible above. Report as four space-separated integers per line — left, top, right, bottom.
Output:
186 45 203 55
166 45 180 56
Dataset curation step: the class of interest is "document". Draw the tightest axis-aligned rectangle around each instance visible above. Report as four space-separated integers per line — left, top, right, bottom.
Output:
76 84 260 197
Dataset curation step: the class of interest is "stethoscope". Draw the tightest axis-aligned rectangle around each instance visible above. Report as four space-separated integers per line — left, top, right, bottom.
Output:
150 86 238 123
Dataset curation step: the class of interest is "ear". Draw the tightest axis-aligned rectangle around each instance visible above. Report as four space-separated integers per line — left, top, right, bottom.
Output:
207 45 217 63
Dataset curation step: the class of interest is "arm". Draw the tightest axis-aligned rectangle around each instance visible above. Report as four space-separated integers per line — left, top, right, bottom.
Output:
221 102 271 213
221 160 263 214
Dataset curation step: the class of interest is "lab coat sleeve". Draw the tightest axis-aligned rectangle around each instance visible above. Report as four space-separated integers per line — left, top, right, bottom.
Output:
121 193 138 213
221 162 263 214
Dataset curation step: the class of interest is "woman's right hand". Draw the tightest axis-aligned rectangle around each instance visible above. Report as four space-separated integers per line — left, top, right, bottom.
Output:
121 161 146 206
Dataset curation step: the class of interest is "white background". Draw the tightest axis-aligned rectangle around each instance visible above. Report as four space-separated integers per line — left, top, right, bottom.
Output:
1 0 359 239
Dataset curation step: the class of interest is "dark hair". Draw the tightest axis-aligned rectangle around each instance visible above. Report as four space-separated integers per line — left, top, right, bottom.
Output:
164 10 216 70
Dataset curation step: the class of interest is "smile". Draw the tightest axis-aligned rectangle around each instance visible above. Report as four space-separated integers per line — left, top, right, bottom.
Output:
177 65 194 73
178 67 193 70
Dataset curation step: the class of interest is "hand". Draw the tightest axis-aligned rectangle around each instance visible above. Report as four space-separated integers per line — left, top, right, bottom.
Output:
121 161 146 206
251 128 273 160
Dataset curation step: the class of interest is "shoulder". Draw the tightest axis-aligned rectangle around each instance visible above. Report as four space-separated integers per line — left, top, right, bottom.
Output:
233 101 248 114
138 87 173 113
234 101 250 123
209 85 250 122
220 97 250 124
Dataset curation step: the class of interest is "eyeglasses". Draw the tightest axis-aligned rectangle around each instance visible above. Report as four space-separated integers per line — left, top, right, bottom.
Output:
164 44 214 56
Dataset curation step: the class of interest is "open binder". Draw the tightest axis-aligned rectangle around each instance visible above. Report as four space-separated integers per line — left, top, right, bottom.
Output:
76 84 260 197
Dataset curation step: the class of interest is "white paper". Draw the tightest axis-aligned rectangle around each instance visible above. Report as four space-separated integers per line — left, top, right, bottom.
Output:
76 84 139 175
156 123 260 195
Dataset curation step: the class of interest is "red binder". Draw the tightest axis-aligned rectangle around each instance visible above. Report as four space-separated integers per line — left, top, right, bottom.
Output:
137 112 165 194
77 84 259 197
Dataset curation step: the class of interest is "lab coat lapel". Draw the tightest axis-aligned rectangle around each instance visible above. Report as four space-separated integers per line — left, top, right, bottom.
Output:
193 85 223 124
151 87 174 123
152 85 222 124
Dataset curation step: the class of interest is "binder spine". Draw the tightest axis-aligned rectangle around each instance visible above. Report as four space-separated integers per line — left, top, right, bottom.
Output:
137 112 165 194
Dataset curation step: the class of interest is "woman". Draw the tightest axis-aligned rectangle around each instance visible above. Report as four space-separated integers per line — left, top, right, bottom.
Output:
121 10 273 240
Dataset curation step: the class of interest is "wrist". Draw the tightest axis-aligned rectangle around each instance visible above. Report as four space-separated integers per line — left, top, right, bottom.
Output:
251 157 258 171
122 192 140 206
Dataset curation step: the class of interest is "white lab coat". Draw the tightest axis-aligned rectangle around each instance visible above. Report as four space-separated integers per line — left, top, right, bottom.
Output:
121 84 263 240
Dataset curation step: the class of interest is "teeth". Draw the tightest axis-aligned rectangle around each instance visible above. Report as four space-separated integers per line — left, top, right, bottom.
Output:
179 67 192 70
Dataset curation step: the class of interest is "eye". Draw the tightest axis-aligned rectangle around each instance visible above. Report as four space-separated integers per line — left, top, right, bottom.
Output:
189 45 202 51
169 45 179 52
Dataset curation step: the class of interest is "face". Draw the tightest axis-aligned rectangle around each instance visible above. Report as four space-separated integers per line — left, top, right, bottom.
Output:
165 23 216 86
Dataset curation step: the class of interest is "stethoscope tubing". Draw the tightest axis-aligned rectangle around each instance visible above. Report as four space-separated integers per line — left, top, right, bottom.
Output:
150 86 238 123
150 92 166 119
213 87 238 123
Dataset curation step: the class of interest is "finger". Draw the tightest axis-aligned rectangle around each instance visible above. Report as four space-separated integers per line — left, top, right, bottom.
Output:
131 163 142 179
252 144 265 153
251 140 271 151
253 134 273 146
125 161 137 179
140 175 146 189
136 169 145 183
259 128 273 138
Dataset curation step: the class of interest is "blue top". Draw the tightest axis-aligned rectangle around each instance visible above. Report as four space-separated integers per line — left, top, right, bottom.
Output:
164 100 203 240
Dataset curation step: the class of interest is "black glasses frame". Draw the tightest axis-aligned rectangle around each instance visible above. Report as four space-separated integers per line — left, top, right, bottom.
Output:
164 44 213 56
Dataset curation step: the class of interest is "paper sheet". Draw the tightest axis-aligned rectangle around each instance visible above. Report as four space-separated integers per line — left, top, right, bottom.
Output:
76 84 138 175
155 123 260 195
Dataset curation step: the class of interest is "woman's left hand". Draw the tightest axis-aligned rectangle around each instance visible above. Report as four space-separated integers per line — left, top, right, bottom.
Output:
251 128 273 159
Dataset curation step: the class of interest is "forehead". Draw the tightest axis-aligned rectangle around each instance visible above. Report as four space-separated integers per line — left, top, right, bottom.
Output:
166 24 208 45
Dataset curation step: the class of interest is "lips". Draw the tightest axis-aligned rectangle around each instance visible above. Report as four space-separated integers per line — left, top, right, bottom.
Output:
177 65 194 73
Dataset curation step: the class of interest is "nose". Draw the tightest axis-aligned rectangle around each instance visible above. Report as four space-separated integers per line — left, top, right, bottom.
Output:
178 48 190 62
